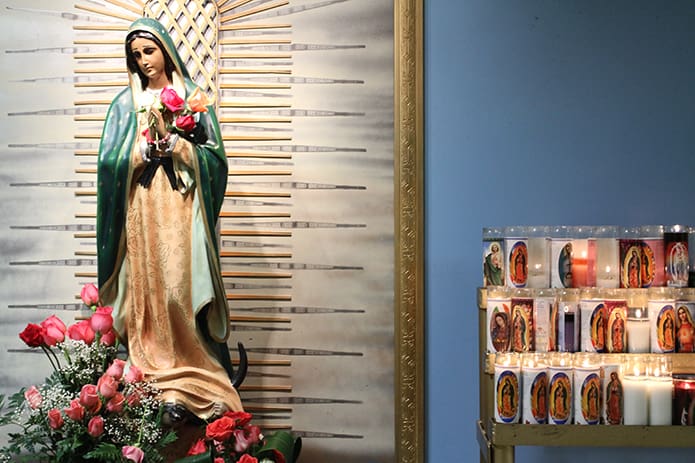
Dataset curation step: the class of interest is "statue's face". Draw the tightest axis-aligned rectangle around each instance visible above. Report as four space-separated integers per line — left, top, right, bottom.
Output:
130 37 167 85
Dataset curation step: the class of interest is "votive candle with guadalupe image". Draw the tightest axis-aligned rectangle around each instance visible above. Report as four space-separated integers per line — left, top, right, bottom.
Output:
486 286 512 353
619 226 643 289
521 353 548 424
579 288 606 353
639 225 665 287
547 352 573 425
604 290 627 353
511 289 535 353
504 226 529 289
494 352 521 424
601 353 624 425
573 353 601 425
648 287 676 354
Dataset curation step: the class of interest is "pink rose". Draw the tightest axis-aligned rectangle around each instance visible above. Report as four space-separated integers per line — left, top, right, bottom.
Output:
122 445 145 463
79 384 101 413
106 392 126 414
47 409 64 430
24 385 42 409
97 374 119 399
175 114 196 132
64 398 85 421
68 320 95 345
126 390 142 407
87 415 104 437
100 330 117 346
238 455 258 463
160 87 185 112
106 359 126 379
124 365 144 384
40 315 67 346
19 323 45 347
90 306 113 334
80 283 99 307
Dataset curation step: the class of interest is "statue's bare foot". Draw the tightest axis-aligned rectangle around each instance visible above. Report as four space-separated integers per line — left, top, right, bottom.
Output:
212 402 228 418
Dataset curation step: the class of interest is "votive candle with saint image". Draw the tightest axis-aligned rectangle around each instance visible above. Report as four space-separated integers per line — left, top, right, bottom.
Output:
573 353 601 425
648 287 676 354
550 226 573 289
547 352 573 425
601 354 624 425
504 226 528 289
675 288 695 353
639 224 665 287
665 224 689 288
494 352 521 423
487 286 512 353
483 227 505 287
521 353 548 424
579 287 606 353
557 288 580 353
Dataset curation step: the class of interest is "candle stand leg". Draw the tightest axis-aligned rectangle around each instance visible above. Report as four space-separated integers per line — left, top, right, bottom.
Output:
491 444 514 463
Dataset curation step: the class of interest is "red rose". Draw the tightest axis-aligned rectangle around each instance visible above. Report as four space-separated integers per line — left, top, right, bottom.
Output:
68 320 95 345
224 410 253 426
186 438 208 456
175 114 196 132
206 416 236 442
160 87 185 112
19 323 45 347
238 455 258 463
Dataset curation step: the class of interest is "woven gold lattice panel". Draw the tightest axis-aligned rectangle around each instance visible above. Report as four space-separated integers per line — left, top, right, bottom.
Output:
144 0 219 97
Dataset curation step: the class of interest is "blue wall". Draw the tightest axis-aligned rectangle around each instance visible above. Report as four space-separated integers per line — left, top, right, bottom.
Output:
425 1 695 461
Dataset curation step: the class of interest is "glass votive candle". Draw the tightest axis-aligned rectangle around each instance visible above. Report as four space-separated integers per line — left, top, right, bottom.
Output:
557 288 580 353
675 288 695 353
487 286 512 353
647 355 673 426
570 225 595 288
673 374 695 425
550 226 572 289
494 352 521 423
573 353 601 425
511 288 534 353
594 225 619 288
619 226 642 289
579 288 606 353
527 225 550 288
601 354 625 425
521 353 548 424
483 227 505 287
626 289 650 353
648 287 676 353
504 226 529 288
639 225 665 287
604 289 627 353
547 352 573 424
664 224 689 288
621 354 649 425
533 288 555 353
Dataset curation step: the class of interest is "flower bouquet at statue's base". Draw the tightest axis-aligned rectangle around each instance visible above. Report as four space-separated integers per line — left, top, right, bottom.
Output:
173 411 301 463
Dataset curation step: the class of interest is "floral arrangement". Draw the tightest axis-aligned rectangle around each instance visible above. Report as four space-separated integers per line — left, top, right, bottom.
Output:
138 86 212 146
0 284 175 462
0 284 301 463
174 410 301 463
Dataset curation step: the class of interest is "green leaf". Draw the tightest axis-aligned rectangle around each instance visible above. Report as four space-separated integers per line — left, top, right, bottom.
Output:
256 432 302 463
84 442 122 461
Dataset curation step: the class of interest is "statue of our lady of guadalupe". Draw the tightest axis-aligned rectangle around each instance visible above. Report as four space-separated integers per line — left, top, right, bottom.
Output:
97 17 244 424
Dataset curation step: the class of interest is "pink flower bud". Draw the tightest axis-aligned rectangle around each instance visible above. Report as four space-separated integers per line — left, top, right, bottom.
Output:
97 374 119 399
105 359 126 379
47 409 64 430
100 330 117 346
80 283 99 307
24 385 42 409
90 306 113 334
122 445 145 463
64 398 85 421
87 415 104 437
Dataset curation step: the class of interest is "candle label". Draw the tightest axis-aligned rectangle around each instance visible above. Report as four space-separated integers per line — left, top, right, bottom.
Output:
511 297 534 352
605 299 627 353
649 301 676 353
578 371 601 425
675 301 695 353
673 377 695 425
619 240 645 288
483 239 505 287
496 370 520 423
640 238 665 287
548 371 572 424
506 239 528 288
522 370 548 424
534 296 554 352
550 239 572 288
487 297 512 353
665 234 688 287
580 299 606 353
603 367 623 425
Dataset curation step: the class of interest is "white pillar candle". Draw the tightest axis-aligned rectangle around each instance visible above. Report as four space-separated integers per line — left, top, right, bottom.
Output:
648 378 673 425
627 317 650 353
622 375 649 425
595 228 620 288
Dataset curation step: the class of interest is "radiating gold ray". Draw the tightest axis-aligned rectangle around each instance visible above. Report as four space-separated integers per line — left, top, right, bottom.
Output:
219 23 290 32
220 1 289 23
219 0 255 15
228 295 292 301
103 0 144 15
218 116 291 123
74 100 115 105
219 68 291 74
221 135 292 141
75 4 139 22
